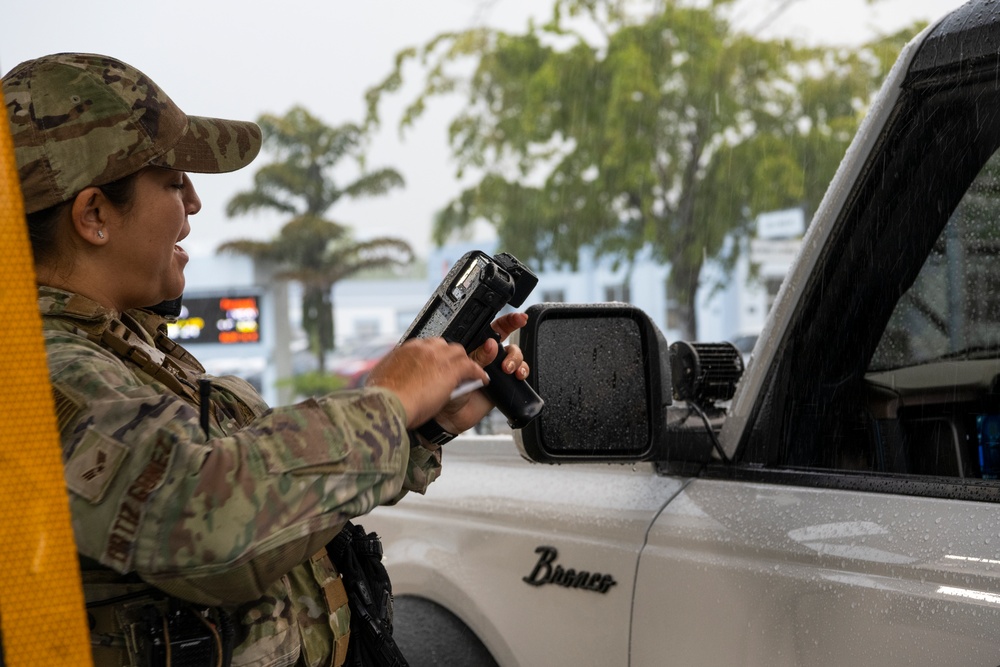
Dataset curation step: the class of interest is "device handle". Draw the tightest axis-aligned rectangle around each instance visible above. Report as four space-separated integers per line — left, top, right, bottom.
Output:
483 339 545 429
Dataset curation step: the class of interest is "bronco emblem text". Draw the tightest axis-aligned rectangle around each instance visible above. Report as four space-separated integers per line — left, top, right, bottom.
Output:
522 546 617 594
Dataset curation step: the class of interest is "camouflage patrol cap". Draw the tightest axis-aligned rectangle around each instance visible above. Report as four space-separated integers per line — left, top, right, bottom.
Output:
2 52 262 214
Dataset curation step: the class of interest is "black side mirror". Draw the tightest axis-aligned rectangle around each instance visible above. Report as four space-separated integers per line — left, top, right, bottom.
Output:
514 303 672 463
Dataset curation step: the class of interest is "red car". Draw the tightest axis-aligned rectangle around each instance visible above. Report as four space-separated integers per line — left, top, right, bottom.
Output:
328 339 397 389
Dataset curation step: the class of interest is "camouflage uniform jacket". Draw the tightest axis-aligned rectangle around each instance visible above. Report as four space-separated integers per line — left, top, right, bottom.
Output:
39 286 442 667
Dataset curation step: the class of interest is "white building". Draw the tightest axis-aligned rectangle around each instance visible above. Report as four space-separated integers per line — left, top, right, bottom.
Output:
698 208 805 348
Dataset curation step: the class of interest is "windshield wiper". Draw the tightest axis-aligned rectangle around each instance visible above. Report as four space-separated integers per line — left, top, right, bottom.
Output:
935 345 1000 361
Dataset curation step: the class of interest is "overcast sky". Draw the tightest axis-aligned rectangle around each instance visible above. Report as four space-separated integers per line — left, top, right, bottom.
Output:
2 0 963 259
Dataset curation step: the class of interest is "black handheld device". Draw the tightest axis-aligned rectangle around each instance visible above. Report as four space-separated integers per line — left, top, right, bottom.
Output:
402 250 545 429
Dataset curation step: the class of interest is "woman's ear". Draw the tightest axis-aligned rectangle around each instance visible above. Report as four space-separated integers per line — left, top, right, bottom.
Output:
69 187 110 246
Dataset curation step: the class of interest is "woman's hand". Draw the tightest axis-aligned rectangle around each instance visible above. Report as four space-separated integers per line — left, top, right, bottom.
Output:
433 312 531 434
366 312 531 434
366 337 489 430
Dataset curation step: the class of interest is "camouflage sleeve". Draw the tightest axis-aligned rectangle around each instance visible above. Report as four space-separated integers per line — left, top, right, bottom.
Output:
403 440 442 494
48 332 424 606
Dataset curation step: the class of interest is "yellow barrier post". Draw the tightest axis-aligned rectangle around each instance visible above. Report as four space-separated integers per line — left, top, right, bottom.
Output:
0 88 94 665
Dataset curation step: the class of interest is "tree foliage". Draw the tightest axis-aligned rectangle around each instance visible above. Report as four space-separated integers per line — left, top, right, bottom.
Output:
365 0 922 337
221 106 413 371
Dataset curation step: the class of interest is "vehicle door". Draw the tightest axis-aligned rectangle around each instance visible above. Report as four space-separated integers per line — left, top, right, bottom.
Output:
632 12 1000 667
373 437 685 666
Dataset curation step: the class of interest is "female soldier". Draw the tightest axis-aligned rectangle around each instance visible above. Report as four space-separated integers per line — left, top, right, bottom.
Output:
2 52 529 667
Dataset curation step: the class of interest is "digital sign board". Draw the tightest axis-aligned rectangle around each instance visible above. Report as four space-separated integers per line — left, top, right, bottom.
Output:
166 294 262 345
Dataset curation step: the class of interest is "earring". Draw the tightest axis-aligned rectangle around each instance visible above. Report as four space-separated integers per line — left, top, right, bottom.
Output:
97 229 105 239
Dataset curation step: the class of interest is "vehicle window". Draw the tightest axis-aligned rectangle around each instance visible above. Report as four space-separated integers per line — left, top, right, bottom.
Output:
871 152 1000 371
856 150 1000 480
745 73 1000 498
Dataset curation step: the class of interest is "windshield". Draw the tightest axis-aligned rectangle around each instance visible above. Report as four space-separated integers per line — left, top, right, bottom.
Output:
869 150 1000 371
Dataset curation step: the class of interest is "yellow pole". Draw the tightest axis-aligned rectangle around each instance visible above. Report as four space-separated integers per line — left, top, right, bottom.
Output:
0 87 94 665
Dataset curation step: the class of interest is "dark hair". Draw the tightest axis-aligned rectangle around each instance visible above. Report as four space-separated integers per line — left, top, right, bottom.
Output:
26 171 139 264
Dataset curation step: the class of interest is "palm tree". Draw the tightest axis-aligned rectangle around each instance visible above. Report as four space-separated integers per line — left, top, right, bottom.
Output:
220 106 413 374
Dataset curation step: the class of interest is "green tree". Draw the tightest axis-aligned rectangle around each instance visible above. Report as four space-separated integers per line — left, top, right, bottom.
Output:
365 0 920 338
220 106 413 372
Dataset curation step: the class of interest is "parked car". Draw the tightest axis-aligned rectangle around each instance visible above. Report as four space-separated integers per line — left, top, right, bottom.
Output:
328 338 397 389
368 2 1000 665
730 332 759 366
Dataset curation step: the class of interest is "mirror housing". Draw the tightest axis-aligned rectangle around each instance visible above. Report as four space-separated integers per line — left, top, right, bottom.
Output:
515 303 674 463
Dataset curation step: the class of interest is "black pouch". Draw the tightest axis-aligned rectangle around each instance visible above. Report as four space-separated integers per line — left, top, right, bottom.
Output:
327 522 409 667
114 596 235 667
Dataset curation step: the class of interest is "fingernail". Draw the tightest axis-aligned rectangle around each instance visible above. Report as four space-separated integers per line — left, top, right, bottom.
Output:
505 360 515 372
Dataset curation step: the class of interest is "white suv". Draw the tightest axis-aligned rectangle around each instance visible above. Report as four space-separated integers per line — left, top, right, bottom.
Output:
370 2 1000 665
